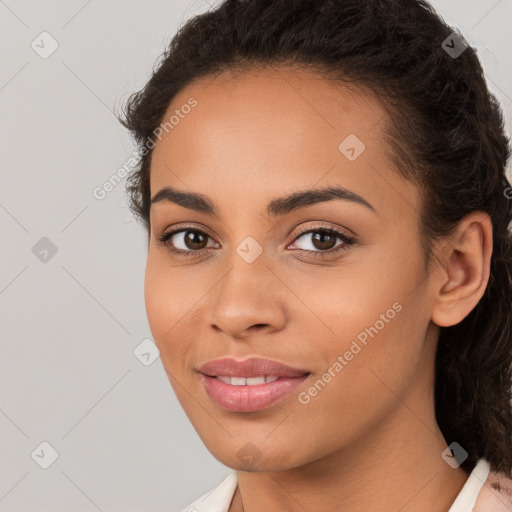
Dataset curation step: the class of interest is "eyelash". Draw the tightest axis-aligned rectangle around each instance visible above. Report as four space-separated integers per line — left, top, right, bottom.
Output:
156 224 356 260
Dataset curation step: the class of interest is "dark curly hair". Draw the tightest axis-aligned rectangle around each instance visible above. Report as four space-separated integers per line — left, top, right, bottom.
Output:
118 0 512 478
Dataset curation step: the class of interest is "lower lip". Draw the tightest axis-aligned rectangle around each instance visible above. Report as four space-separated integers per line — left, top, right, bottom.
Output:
200 374 310 412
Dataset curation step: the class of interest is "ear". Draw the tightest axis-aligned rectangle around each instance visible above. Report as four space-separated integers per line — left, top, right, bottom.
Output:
430 211 493 328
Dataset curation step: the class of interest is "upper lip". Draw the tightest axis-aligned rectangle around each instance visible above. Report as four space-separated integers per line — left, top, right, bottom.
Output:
198 357 310 378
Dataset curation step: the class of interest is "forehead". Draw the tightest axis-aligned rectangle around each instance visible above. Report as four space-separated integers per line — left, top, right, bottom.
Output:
150 65 420 222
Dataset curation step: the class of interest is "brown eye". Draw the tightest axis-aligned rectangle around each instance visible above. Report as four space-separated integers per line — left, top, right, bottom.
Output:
291 228 345 251
310 231 338 250
157 224 355 260
157 228 217 255
182 230 209 250
288 226 356 259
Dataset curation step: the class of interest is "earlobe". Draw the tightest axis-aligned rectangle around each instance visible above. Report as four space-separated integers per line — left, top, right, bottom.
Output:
431 211 493 328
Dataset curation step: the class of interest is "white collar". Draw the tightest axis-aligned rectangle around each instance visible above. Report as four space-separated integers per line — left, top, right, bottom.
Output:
181 470 237 512
182 458 490 512
447 458 490 512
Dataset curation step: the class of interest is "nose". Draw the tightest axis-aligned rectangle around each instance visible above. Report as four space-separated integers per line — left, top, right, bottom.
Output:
207 260 287 340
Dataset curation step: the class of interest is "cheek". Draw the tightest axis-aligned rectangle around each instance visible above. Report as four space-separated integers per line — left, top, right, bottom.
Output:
286 260 403 350
289 302 423 458
144 254 168 340
144 253 185 357
292 255 426 401
143 251 209 377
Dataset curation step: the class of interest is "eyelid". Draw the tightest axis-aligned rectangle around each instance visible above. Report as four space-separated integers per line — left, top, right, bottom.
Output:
287 222 355 244
156 222 215 243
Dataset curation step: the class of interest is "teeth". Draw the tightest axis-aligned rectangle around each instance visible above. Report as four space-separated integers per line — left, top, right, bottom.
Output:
246 376 265 386
216 375 280 385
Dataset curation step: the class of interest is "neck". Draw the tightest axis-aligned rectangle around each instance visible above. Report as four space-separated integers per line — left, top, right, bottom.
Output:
231 410 470 512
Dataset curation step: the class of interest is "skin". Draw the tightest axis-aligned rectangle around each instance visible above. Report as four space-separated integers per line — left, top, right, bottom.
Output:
145 64 493 512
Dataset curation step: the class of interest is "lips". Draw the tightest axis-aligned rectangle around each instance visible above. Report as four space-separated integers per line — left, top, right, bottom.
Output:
197 357 311 412
197 356 310 379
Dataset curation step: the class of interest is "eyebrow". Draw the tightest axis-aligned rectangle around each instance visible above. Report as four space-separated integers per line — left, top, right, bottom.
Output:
150 185 377 218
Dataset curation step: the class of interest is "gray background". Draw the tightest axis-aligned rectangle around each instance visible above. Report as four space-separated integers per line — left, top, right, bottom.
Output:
1 1 511 511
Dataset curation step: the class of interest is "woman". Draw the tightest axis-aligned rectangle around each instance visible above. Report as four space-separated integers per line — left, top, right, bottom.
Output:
118 0 512 510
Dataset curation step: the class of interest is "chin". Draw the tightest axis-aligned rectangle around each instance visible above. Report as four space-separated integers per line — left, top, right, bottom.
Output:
205 442 306 473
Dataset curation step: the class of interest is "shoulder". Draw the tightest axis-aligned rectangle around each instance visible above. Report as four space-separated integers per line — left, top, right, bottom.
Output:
473 464 512 512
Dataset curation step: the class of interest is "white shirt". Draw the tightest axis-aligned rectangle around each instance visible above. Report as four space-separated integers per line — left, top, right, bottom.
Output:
179 458 490 512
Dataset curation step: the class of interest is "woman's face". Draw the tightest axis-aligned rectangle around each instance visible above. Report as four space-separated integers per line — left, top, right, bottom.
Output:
145 65 441 471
